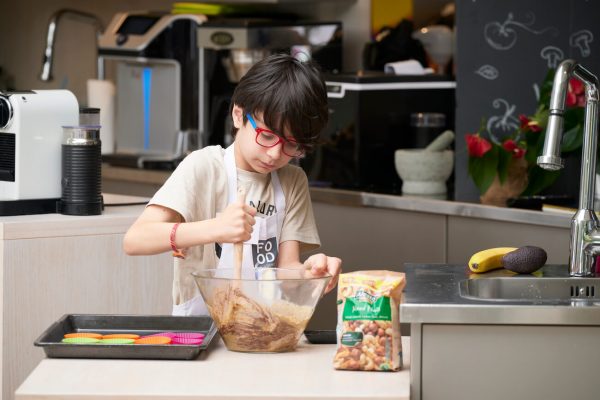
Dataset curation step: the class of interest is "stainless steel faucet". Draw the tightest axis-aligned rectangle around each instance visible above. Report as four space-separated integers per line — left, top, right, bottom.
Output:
40 9 104 81
537 59 600 276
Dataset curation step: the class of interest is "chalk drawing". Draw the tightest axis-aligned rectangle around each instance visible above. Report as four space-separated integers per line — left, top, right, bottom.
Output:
569 30 593 57
475 65 499 80
540 46 564 68
486 98 521 141
484 12 559 50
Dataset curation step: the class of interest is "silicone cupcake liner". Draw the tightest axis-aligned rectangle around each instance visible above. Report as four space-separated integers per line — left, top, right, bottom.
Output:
143 332 178 338
102 334 140 339
135 336 172 345
62 337 101 344
173 332 205 340
64 333 103 339
171 337 203 345
99 338 136 345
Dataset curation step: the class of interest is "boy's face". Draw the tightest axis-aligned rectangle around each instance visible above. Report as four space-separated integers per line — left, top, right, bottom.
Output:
232 105 295 174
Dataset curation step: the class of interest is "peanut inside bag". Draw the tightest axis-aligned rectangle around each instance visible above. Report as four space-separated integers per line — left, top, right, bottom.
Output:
333 270 405 371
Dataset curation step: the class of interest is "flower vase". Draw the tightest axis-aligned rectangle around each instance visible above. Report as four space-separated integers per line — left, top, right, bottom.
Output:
480 157 528 207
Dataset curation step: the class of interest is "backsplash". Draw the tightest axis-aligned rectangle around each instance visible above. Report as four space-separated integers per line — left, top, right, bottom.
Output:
454 0 600 202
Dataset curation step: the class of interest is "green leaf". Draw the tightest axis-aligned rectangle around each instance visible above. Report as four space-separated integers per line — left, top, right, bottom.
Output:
468 148 498 194
521 166 561 196
561 124 583 152
524 129 546 165
497 148 511 184
538 69 555 106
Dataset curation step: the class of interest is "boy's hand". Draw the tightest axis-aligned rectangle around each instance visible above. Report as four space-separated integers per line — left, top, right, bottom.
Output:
215 202 256 243
303 253 342 294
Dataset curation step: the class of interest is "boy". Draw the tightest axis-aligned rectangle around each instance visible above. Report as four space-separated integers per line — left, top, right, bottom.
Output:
123 54 342 316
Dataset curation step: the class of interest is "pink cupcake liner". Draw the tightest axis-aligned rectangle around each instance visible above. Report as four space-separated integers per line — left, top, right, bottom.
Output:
173 332 205 340
171 337 204 345
142 332 178 339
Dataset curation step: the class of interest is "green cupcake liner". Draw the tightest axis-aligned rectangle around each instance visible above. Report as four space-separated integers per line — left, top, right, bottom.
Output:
62 337 101 344
98 338 135 345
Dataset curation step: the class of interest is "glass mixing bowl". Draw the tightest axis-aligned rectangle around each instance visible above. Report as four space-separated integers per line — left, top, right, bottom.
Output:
192 268 331 353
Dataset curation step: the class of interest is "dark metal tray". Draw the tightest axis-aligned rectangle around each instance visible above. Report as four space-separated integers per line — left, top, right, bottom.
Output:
35 314 217 360
304 329 337 344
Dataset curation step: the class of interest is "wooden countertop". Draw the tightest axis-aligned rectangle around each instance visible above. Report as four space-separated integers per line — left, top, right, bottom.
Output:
0 193 149 239
15 337 410 400
102 164 572 228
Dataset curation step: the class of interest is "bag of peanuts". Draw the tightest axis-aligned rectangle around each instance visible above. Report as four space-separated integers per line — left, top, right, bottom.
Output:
333 270 405 371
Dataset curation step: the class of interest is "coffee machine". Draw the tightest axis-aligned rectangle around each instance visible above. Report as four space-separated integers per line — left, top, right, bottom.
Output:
99 13 341 168
98 11 206 169
0 90 79 215
197 19 342 148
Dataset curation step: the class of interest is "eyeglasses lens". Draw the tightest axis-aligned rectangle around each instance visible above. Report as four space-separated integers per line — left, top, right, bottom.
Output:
256 131 304 157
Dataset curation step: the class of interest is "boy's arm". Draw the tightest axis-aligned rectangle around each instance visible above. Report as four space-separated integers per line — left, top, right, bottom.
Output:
278 240 341 294
123 203 256 256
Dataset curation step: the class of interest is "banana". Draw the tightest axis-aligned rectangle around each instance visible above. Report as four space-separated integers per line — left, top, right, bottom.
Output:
468 247 518 273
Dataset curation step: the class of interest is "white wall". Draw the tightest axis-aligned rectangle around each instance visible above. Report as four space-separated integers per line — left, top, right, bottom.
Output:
0 0 182 101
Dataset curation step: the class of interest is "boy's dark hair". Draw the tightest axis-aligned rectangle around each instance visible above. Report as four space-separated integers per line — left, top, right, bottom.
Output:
230 53 328 147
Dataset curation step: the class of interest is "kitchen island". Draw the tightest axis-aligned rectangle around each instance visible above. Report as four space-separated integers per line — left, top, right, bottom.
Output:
0 195 173 400
401 263 600 400
15 337 410 399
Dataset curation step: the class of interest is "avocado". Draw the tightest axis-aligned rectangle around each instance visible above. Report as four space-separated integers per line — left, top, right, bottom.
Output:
502 246 548 274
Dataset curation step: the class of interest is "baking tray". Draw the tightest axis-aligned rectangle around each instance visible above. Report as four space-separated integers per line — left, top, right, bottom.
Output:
34 314 217 360
304 329 337 344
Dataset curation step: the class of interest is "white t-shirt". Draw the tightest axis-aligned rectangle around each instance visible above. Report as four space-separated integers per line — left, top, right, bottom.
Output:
148 145 320 305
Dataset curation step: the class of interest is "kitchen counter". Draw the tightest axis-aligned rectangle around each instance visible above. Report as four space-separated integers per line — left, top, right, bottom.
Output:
0 193 149 239
0 196 172 400
103 164 572 228
309 188 571 228
400 263 600 325
400 264 600 400
15 337 411 400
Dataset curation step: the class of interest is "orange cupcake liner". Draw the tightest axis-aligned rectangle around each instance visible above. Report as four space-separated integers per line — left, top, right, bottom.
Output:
64 332 103 339
134 336 172 345
102 334 140 339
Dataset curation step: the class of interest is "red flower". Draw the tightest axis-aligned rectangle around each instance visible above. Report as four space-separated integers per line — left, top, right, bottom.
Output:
518 114 542 132
566 78 585 108
466 133 492 158
502 139 526 158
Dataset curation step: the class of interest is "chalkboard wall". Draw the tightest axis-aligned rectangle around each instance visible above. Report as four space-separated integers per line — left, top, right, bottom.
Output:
455 0 600 203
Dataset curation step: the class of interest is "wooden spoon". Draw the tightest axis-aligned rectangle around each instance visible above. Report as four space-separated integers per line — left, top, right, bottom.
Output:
233 186 246 280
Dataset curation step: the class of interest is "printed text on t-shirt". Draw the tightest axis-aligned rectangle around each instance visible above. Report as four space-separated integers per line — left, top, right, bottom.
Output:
250 200 277 216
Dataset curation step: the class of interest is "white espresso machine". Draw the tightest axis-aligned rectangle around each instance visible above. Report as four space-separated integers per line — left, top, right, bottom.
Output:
0 90 79 215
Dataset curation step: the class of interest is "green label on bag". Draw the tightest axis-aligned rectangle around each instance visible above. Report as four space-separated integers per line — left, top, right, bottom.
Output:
341 331 363 346
342 289 391 321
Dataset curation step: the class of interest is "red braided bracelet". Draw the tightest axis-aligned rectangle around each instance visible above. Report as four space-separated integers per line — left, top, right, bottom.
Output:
170 223 186 259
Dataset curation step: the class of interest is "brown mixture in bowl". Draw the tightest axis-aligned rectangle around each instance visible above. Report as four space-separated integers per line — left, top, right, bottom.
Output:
208 287 313 352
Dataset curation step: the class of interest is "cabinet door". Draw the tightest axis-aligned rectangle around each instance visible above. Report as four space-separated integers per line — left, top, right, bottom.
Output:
421 324 600 400
447 216 569 264
306 202 446 330
3 234 173 400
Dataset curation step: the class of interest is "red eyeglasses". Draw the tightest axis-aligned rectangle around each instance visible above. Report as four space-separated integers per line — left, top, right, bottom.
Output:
246 114 306 157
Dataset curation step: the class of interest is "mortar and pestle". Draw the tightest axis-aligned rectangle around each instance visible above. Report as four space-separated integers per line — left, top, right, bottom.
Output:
394 130 455 195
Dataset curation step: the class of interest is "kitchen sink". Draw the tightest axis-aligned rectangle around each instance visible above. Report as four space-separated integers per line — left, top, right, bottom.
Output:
403 264 600 400
459 271 600 302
